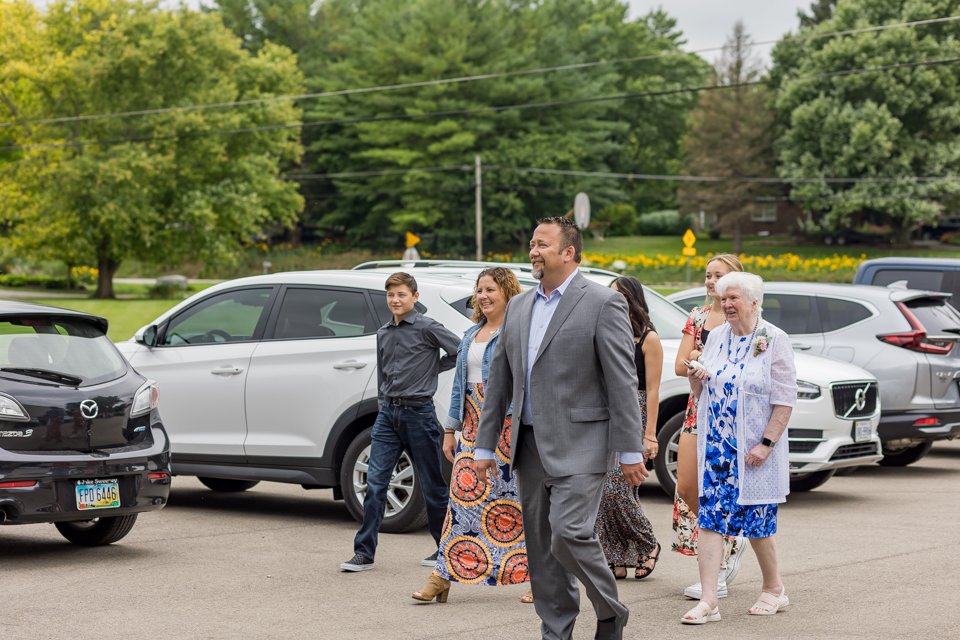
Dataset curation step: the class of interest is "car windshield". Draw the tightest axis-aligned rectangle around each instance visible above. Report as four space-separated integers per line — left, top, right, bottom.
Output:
0 316 127 386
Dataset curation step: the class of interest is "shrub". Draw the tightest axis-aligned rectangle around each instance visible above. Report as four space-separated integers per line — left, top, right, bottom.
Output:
0 274 73 289
636 210 690 236
147 276 189 299
593 204 638 237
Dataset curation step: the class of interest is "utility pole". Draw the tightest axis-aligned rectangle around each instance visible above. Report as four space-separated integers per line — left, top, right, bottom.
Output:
475 154 483 260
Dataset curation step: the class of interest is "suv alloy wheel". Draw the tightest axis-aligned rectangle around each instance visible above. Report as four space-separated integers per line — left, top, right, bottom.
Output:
339 427 428 533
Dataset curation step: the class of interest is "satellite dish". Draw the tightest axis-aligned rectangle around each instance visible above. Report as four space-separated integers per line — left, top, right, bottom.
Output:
574 192 590 228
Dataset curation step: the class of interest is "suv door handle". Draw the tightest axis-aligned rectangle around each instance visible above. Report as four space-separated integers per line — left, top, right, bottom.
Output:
210 367 244 376
333 360 368 370
791 343 812 351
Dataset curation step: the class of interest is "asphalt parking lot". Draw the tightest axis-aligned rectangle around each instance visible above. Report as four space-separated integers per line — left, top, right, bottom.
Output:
3 441 959 640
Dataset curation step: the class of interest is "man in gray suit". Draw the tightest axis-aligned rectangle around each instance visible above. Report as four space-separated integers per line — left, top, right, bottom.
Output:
474 216 649 640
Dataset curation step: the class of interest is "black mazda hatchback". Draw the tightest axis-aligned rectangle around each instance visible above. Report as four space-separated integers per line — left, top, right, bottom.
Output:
0 301 170 545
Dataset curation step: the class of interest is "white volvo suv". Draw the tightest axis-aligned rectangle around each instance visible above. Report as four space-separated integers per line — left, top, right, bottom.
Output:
115 265 882 533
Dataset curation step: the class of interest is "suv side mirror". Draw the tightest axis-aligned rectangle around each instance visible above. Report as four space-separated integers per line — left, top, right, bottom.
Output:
135 324 159 348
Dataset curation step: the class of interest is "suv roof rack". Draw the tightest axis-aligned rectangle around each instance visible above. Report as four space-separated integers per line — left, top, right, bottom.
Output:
352 259 622 279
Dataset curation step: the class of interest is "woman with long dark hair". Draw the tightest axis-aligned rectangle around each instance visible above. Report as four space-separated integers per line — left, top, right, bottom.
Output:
594 276 662 580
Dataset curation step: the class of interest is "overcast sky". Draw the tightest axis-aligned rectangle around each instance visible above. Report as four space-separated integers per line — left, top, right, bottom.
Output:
627 1 812 65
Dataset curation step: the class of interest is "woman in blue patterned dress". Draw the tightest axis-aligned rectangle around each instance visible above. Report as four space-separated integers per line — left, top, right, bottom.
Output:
680 272 797 625
411 267 533 604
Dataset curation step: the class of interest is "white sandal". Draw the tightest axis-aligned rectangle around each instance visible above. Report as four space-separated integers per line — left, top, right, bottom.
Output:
680 601 721 625
748 587 790 615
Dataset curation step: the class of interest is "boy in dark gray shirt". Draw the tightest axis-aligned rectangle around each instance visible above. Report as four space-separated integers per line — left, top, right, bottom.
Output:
341 272 460 572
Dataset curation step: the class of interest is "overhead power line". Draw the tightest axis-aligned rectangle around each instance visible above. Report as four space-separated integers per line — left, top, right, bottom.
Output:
3 56 959 153
1 15 957 129
290 163 958 186
490 166 960 185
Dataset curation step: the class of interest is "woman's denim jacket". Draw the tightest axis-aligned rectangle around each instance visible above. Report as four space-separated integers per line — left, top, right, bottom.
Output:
444 321 510 430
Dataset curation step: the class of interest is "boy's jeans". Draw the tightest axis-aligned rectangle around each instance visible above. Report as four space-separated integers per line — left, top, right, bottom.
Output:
353 400 449 560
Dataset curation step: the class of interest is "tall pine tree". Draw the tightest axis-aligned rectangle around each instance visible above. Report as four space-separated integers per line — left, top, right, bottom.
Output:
679 22 775 253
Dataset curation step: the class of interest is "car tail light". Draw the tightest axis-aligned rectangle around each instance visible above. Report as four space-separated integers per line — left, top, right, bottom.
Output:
147 472 170 482
877 303 953 355
0 392 30 421
913 417 940 427
130 380 160 417
0 480 37 489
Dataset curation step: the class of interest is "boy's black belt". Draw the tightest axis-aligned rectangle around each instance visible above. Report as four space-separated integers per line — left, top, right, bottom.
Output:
385 396 431 407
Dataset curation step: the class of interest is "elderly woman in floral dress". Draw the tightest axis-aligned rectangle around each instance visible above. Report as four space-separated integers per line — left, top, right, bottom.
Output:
680 272 797 625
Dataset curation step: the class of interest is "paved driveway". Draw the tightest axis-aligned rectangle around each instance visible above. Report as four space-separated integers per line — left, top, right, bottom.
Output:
3 442 959 639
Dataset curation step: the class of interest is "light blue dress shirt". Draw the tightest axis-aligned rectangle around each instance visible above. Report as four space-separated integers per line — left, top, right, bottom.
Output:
475 269 643 465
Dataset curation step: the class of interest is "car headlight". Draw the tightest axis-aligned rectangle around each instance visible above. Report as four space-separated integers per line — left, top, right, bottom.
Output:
0 392 30 421
130 381 159 417
796 380 821 400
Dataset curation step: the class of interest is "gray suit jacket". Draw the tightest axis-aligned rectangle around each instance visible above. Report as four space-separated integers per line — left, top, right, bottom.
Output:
476 272 645 476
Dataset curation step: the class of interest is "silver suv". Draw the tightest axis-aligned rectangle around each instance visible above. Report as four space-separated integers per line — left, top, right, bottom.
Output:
669 283 960 466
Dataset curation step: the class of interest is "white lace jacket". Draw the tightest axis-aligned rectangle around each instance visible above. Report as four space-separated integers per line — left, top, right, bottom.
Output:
696 319 798 505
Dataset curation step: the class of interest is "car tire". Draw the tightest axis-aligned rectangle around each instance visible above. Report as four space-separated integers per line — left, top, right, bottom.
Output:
340 427 427 533
653 412 685 498
54 514 138 546
197 477 260 492
788 469 836 492
879 441 933 467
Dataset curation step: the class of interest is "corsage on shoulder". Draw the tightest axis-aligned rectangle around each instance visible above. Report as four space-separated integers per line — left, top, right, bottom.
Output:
753 326 769 357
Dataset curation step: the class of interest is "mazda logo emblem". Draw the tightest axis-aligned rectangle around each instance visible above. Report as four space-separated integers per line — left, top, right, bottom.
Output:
80 399 99 419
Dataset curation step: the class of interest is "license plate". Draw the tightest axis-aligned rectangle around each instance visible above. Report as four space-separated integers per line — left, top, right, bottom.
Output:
75 478 120 511
852 421 872 443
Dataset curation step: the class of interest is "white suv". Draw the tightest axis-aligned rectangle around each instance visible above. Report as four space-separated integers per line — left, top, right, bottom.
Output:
116 270 475 533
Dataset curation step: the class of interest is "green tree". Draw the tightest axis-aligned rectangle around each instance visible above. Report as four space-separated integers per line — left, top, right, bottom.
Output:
0 0 305 297
772 0 960 242
294 0 705 253
679 22 776 253
798 0 837 28
612 8 710 214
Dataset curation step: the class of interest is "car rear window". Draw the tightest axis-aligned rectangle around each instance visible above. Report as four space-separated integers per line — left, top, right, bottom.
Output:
450 296 475 320
818 297 873 333
872 268 945 292
273 288 378 339
762 294 821 334
0 316 127 386
906 298 960 336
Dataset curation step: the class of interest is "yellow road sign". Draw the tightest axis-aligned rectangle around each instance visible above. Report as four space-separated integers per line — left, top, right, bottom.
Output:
405 231 421 248
682 228 696 248
682 246 696 257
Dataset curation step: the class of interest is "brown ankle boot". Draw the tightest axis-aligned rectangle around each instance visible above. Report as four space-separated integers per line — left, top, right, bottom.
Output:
411 574 451 603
